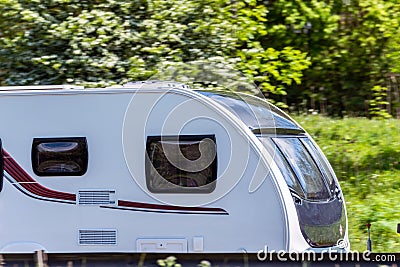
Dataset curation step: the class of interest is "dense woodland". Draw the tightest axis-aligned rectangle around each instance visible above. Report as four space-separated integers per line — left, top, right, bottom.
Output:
1 0 400 117
0 0 399 252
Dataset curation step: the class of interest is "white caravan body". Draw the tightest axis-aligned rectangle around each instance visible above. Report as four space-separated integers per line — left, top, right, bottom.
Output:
0 82 349 253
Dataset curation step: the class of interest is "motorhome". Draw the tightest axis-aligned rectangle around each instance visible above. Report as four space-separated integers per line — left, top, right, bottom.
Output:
0 81 349 253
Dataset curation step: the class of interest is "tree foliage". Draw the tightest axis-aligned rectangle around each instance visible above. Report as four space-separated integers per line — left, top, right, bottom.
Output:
1 0 400 116
0 0 310 97
265 0 400 117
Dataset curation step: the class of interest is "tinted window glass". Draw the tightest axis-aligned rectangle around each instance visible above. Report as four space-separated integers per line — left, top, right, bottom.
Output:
258 137 304 197
198 91 303 132
300 138 335 190
32 137 88 176
296 198 347 247
146 135 217 193
273 138 330 200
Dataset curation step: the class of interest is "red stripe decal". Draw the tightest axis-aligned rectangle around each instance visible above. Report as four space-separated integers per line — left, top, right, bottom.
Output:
2 149 226 212
118 200 227 213
3 150 76 202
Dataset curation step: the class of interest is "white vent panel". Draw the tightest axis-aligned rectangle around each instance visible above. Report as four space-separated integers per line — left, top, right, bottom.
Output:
79 229 117 245
78 190 116 205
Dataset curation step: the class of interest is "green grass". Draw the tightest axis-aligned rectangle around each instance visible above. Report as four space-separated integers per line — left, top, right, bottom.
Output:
293 115 400 252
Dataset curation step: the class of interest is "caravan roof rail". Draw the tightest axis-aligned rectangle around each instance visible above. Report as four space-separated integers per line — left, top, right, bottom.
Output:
0 85 84 91
121 80 190 90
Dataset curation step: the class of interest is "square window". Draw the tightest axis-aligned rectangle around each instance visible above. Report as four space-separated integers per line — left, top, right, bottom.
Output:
146 135 217 193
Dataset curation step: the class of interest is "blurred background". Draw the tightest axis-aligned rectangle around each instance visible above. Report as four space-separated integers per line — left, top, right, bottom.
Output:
0 0 399 252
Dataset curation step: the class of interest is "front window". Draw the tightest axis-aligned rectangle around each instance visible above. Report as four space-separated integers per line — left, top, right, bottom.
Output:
272 137 331 200
259 135 345 247
260 138 304 198
259 136 332 201
300 138 335 191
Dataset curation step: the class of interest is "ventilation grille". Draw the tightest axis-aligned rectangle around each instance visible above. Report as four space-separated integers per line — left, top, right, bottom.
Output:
79 229 117 245
78 190 116 205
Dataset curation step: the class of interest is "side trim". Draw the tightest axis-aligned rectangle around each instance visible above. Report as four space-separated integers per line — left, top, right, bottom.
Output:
4 174 75 204
2 149 228 214
108 200 229 215
3 149 76 203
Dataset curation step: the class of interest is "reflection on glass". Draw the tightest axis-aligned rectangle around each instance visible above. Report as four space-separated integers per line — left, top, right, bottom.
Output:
258 137 304 197
272 138 330 200
37 160 81 173
146 136 217 193
32 138 88 176
300 138 335 190
199 91 302 131
37 142 79 153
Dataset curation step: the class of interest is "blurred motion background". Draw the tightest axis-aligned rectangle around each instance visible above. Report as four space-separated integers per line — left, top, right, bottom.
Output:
0 0 399 252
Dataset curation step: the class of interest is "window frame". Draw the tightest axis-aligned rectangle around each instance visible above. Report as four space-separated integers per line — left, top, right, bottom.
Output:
145 134 217 194
31 137 88 177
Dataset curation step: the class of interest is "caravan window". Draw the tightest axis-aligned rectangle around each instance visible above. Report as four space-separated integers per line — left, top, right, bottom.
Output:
300 138 335 191
259 136 332 201
273 137 331 200
259 138 305 198
146 135 217 193
32 137 88 176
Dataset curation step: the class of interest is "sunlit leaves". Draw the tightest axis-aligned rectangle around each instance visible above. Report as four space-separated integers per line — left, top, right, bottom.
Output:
0 0 310 95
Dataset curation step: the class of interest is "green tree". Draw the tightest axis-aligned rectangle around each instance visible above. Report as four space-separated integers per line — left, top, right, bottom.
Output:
264 0 400 117
0 0 310 99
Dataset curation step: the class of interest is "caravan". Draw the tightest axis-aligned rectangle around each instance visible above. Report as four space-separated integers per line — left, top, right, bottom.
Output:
0 81 349 253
